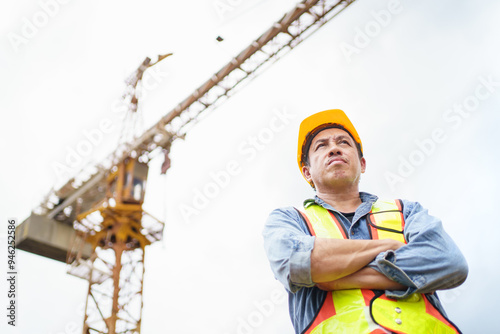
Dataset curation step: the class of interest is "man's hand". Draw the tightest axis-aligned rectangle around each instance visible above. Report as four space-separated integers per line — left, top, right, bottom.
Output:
311 238 405 283
315 267 407 291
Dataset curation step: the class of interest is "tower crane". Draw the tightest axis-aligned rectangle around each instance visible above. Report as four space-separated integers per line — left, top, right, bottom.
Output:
15 1 356 333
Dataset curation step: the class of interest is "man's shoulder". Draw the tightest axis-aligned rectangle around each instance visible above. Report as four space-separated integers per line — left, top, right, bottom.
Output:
360 194 423 218
385 198 430 223
269 199 318 217
265 205 311 231
269 205 302 217
397 198 421 212
367 195 419 209
373 198 417 206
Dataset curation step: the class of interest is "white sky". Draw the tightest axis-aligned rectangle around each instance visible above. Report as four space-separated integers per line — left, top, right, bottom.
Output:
1 0 500 333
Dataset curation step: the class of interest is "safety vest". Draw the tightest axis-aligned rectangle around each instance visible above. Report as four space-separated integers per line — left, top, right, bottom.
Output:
298 199 461 334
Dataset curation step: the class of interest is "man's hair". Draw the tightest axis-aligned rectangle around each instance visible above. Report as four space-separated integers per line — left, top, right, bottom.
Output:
302 124 363 167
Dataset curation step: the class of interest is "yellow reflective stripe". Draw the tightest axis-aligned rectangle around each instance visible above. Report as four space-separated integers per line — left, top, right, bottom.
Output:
370 200 406 244
371 295 458 334
304 205 345 239
332 290 371 333
309 291 382 334
308 291 366 334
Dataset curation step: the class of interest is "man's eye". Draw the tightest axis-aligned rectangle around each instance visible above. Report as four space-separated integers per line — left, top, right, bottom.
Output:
315 143 325 150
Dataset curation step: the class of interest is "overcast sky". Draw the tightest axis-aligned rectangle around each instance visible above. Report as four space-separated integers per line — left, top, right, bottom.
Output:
1 0 500 333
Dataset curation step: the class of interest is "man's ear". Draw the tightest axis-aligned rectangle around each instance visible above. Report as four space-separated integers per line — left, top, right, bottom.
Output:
360 157 366 173
302 165 312 183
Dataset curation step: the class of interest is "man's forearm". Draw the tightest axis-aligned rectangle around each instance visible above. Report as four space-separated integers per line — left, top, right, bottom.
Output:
311 238 404 283
316 267 407 291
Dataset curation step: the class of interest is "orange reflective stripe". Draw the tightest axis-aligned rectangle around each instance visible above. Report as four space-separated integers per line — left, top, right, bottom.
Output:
395 199 405 231
368 214 380 240
361 289 375 306
304 292 336 334
298 210 317 236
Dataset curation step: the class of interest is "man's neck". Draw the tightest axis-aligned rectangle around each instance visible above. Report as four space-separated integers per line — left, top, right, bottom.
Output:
316 188 362 213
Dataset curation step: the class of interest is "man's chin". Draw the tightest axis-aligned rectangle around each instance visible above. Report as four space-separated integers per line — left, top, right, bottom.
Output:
319 179 358 191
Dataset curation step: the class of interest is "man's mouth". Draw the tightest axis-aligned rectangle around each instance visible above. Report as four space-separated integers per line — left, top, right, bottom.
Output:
327 157 347 166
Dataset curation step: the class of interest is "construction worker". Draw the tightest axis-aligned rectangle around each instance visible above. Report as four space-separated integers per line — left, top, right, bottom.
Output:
262 109 468 333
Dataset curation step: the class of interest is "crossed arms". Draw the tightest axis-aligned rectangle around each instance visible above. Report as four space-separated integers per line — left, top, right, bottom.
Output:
263 201 468 296
311 238 406 291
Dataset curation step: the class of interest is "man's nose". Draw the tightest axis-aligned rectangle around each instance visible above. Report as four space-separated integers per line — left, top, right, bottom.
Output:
328 144 342 156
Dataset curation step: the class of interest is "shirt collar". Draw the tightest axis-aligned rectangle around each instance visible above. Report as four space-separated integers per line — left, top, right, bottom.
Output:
304 192 378 217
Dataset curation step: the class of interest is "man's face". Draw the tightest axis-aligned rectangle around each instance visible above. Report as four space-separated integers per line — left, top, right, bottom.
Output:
302 128 366 191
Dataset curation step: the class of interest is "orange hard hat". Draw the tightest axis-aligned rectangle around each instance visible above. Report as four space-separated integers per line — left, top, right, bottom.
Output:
297 109 363 175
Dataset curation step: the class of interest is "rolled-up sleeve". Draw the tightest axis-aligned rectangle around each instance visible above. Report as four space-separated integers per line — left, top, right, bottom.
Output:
262 207 316 293
368 200 468 299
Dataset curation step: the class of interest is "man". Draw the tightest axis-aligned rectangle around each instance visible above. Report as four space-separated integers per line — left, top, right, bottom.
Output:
262 109 468 334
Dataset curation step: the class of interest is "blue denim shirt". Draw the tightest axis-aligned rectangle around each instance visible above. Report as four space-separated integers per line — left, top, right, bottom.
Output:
262 192 468 333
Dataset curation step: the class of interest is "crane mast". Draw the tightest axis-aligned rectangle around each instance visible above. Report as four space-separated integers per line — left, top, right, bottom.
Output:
15 1 356 333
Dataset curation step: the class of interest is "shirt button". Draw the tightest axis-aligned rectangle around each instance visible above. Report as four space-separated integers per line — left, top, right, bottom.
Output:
395 319 402 325
395 307 401 314
351 231 355 235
